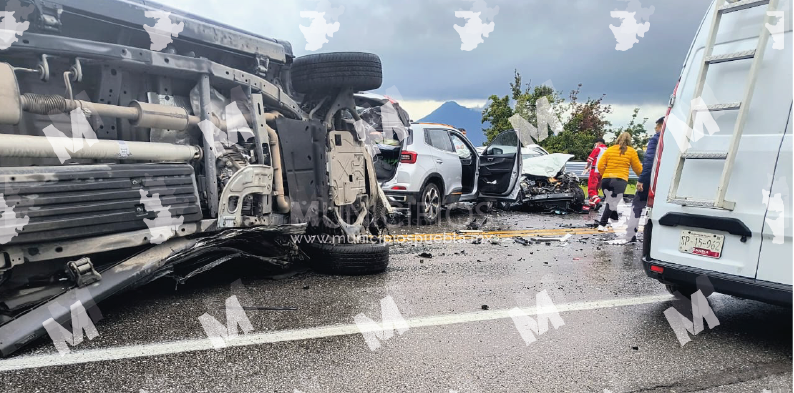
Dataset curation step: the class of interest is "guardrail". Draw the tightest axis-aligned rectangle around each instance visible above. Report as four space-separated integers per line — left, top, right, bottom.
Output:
565 161 638 181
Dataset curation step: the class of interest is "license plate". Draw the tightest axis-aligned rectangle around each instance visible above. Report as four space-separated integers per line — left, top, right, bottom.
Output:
679 230 725 259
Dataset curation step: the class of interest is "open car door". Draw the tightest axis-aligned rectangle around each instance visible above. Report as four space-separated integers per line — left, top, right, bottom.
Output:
478 129 522 201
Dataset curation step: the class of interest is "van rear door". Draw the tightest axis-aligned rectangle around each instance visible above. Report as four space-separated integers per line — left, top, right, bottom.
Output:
650 0 793 280
756 107 792 285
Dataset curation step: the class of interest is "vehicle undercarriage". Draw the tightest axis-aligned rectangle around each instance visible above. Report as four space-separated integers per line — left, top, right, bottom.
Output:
0 0 389 357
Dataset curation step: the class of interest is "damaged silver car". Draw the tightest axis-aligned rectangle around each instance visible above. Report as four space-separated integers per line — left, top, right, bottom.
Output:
512 153 587 212
0 0 390 357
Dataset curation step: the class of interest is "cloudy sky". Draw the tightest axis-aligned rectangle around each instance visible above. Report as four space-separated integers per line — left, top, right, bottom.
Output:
159 0 712 129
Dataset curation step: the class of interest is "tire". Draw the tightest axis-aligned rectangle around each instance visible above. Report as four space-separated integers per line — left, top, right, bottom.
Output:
291 52 383 94
414 182 441 225
665 284 711 298
301 242 389 275
571 186 586 211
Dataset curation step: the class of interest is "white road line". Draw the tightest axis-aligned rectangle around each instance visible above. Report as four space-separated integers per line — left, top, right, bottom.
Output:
0 294 671 371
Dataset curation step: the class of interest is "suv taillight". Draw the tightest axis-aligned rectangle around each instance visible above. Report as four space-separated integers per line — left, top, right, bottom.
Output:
400 151 417 164
648 79 680 208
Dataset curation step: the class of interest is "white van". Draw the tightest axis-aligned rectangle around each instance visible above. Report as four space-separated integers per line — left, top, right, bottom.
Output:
643 0 792 305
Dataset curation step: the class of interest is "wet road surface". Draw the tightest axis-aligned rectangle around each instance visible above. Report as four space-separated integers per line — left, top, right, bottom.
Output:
0 207 791 392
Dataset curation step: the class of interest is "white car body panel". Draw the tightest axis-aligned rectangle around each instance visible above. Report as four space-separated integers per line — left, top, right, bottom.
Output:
380 124 462 197
522 154 574 177
649 0 792 284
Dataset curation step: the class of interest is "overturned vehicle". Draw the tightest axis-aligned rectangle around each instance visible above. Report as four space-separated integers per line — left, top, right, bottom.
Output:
0 0 390 357
513 154 586 212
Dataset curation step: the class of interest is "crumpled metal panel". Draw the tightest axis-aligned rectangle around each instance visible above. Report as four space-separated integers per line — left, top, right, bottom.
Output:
46 0 288 61
522 153 574 177
328 131 367 206
0 224 305 358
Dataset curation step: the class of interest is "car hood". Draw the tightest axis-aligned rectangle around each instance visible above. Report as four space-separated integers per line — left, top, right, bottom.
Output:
522 153 575 177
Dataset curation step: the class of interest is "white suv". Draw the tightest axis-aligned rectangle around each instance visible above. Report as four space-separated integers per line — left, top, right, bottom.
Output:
378 123 522 223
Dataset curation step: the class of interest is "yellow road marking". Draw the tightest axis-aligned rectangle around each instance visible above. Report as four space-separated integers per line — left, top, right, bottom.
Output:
385 225 644 243
384 226 613 243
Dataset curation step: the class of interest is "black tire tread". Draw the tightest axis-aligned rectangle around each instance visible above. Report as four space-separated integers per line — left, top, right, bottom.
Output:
291 52 382 94
665 284 708 298
301 242 389 275
571 186 586 211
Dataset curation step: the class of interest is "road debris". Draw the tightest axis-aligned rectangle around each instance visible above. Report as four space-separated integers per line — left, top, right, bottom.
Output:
530 234 572 243
513 237 532 246
227 306 298 311
466 217 488 230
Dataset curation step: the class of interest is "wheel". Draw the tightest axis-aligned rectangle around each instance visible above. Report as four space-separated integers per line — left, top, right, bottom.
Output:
301 242 389 275
414 182 441 224
290 52 383 94
665 284 710 298
570 186 586 211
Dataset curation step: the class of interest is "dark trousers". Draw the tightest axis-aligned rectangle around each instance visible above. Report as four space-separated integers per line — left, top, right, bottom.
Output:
624 191 648 241
599 178 628 226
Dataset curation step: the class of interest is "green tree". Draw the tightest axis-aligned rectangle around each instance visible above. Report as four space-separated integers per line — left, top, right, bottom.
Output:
540 85 612 160
481 94 513 143
510 70 565 141
608 107 651 160
483 73 646 161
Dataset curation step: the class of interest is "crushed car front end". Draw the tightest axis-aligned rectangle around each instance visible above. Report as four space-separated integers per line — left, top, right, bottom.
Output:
514 154 586 212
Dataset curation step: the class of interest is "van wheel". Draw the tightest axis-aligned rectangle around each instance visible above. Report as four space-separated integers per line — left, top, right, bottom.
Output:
414 182 441 224
291 52 383 94
301 242 389 275
665 284 710 298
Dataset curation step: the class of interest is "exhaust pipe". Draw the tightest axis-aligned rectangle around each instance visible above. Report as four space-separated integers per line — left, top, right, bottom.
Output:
0 133 201 162
0 63 228 132
266 123 290 213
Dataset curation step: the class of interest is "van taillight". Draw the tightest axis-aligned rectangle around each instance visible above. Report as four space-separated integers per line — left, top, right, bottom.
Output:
400 151 417 164
648 79 680 208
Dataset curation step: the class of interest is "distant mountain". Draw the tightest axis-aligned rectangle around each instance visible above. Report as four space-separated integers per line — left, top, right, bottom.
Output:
418 101 489 147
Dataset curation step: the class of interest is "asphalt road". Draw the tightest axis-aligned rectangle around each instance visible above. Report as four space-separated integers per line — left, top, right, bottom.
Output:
0 207 791 392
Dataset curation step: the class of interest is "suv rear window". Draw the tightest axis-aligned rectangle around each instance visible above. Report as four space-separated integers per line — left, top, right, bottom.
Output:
425 129 455 153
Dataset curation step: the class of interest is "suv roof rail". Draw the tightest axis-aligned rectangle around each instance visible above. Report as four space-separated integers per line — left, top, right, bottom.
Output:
413 122 457 129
